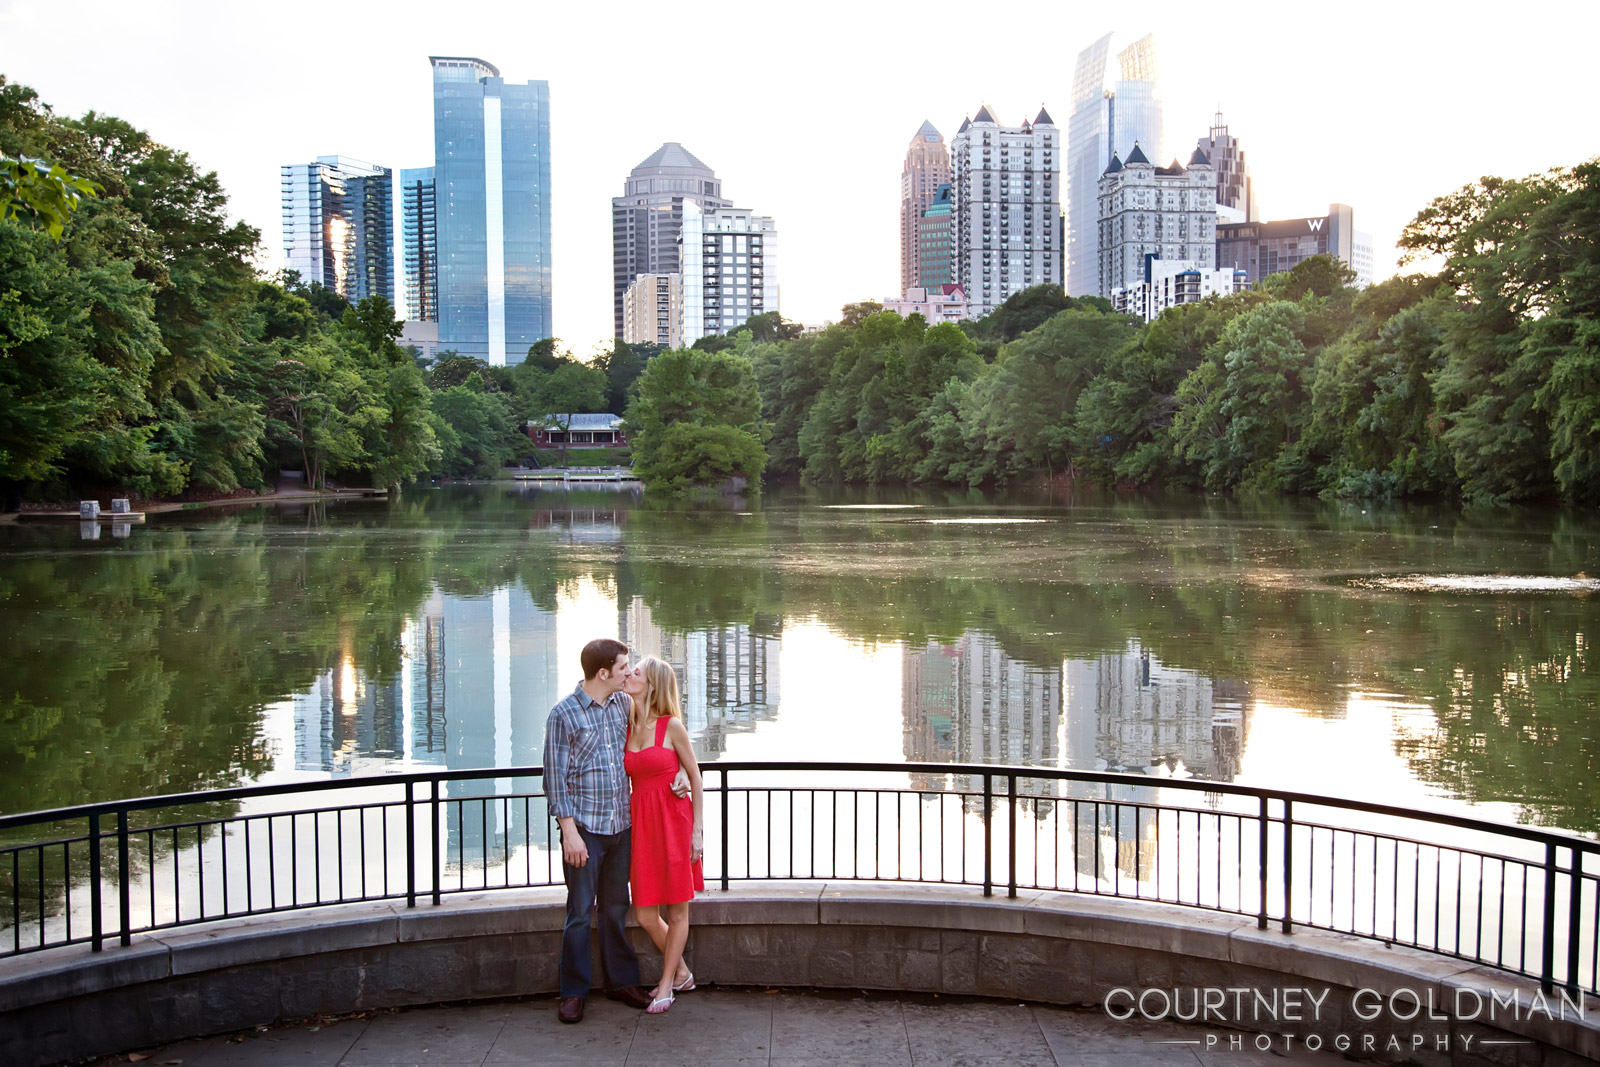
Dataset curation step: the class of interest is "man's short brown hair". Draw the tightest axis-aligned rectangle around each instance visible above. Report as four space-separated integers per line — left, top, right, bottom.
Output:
581 638 629 680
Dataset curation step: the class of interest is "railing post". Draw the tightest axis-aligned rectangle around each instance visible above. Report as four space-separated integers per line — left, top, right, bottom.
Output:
89 811 103 952
1006 774 1017 899
1541 841 1557 994
405 782 417 908
116 808 131 947
1566 846 1583 994
1281 799 1294 934
430 780 441 907
719 768 730 891
982 773 993 898
1257 795 1269 930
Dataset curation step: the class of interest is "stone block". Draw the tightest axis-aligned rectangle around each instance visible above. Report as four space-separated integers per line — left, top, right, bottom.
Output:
810 949 854 986
821 887 1030 934
192 966 280 1032
275 957 382 1017
0 1001 72 1066
940 931 979 993
854 951 897 988
898 950 940 991
0 940 171 1011
162 909 397 975
79 500 99 519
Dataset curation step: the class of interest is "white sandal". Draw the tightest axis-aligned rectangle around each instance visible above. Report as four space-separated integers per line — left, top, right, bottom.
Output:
673 970 696 992
647 990 675 1014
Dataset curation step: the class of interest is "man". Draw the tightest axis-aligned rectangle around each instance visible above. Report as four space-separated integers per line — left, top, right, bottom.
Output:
543 637 682 1023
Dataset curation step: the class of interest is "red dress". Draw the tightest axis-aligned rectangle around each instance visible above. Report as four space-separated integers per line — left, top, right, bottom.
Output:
625 715 704 906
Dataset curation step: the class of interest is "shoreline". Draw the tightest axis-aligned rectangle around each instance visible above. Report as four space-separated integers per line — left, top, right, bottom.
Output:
1 488 387 523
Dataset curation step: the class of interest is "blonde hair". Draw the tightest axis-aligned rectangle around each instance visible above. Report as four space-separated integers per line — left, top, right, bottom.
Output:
631 656 682 732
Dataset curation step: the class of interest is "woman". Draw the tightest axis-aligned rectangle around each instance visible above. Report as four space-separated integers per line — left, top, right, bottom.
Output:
622 656 704 1014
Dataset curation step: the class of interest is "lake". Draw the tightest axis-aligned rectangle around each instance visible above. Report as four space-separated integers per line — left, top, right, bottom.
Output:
2 483 1595 840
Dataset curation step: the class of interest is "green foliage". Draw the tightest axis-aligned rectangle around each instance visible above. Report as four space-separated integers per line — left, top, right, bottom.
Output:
628 348 767 491
1 155 98 238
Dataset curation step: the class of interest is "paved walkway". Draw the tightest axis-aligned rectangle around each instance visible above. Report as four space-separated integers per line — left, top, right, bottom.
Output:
113 989 1349 1067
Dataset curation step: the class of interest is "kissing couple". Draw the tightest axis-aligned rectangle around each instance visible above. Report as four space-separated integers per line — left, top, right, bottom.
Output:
542 638 705 1022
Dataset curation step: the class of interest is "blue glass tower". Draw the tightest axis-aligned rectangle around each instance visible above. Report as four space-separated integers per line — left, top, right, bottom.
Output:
430 57 551 365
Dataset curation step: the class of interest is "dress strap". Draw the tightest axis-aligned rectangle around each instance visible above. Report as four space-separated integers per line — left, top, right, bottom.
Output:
654 715 670 748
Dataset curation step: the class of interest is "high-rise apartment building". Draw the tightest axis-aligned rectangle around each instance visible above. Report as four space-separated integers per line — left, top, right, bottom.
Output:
1112 258 1245 321
1216 204 1374 288
901 121 950 292
917 183 955 287
400 167 437 322
612 144 729 338
1196 111 1256 223
950 105 1062 319
280 156 394 303
679 202 778 346
622 272 684 349
430 56 551 366
1067 32 1165 296
1097 144 1217 299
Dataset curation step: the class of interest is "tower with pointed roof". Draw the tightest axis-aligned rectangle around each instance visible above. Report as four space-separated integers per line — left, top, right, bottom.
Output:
949 104 1062 318
1096 141 1217 300
901 121 951 292
611 144 731 338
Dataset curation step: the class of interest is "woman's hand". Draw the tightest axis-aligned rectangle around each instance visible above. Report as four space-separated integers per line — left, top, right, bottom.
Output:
690 826 703 864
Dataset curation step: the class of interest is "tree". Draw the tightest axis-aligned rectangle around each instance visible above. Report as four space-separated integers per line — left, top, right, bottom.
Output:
1 155 98 239
593 339 650 414
627 348 767 492
741 311 803 343
530 362 608 468
524 337 573 373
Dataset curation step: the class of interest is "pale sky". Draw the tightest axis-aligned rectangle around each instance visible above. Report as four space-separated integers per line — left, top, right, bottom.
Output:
4 0 1597 353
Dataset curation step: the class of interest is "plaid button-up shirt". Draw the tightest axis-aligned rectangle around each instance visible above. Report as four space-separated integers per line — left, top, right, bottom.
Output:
543 682 632 835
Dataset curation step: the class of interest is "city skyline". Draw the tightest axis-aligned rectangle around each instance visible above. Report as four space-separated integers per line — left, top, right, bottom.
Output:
6 0 1596 351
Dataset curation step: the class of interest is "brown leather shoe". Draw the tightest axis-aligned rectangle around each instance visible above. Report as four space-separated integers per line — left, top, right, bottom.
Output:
606 985 654 1010
557 996 586 1024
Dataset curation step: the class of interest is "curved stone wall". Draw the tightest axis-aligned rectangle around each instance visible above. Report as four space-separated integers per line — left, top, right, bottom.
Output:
1 883 1594 1067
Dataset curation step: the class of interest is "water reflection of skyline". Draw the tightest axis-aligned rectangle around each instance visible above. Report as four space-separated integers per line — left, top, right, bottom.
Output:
279 576 1256 806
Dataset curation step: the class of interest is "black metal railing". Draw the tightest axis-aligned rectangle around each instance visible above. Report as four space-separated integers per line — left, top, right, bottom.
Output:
0 763 1594 995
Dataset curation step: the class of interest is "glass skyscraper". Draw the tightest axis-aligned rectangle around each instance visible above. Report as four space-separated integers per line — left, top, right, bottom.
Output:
280 156 394 304
430 56 551 366
401 167 437 322
1066 32 1164 297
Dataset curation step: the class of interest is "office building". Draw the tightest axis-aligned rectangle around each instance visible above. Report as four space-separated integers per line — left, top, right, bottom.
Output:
1196 110 1256 224
1067 32 1165 296
612 144 730 339
623 272 684 349
280 156 394 303
883 284 969 325
400 167 437 322
917 183 955 287
1097 143 1217 299
901 121 951 291
430 56 551 365
679 202 778 346
1215 204 1374 288
950 105 1062 319
1112 259 1245 321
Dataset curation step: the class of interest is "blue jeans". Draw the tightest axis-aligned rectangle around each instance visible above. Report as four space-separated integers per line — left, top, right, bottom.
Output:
560 825 641 998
